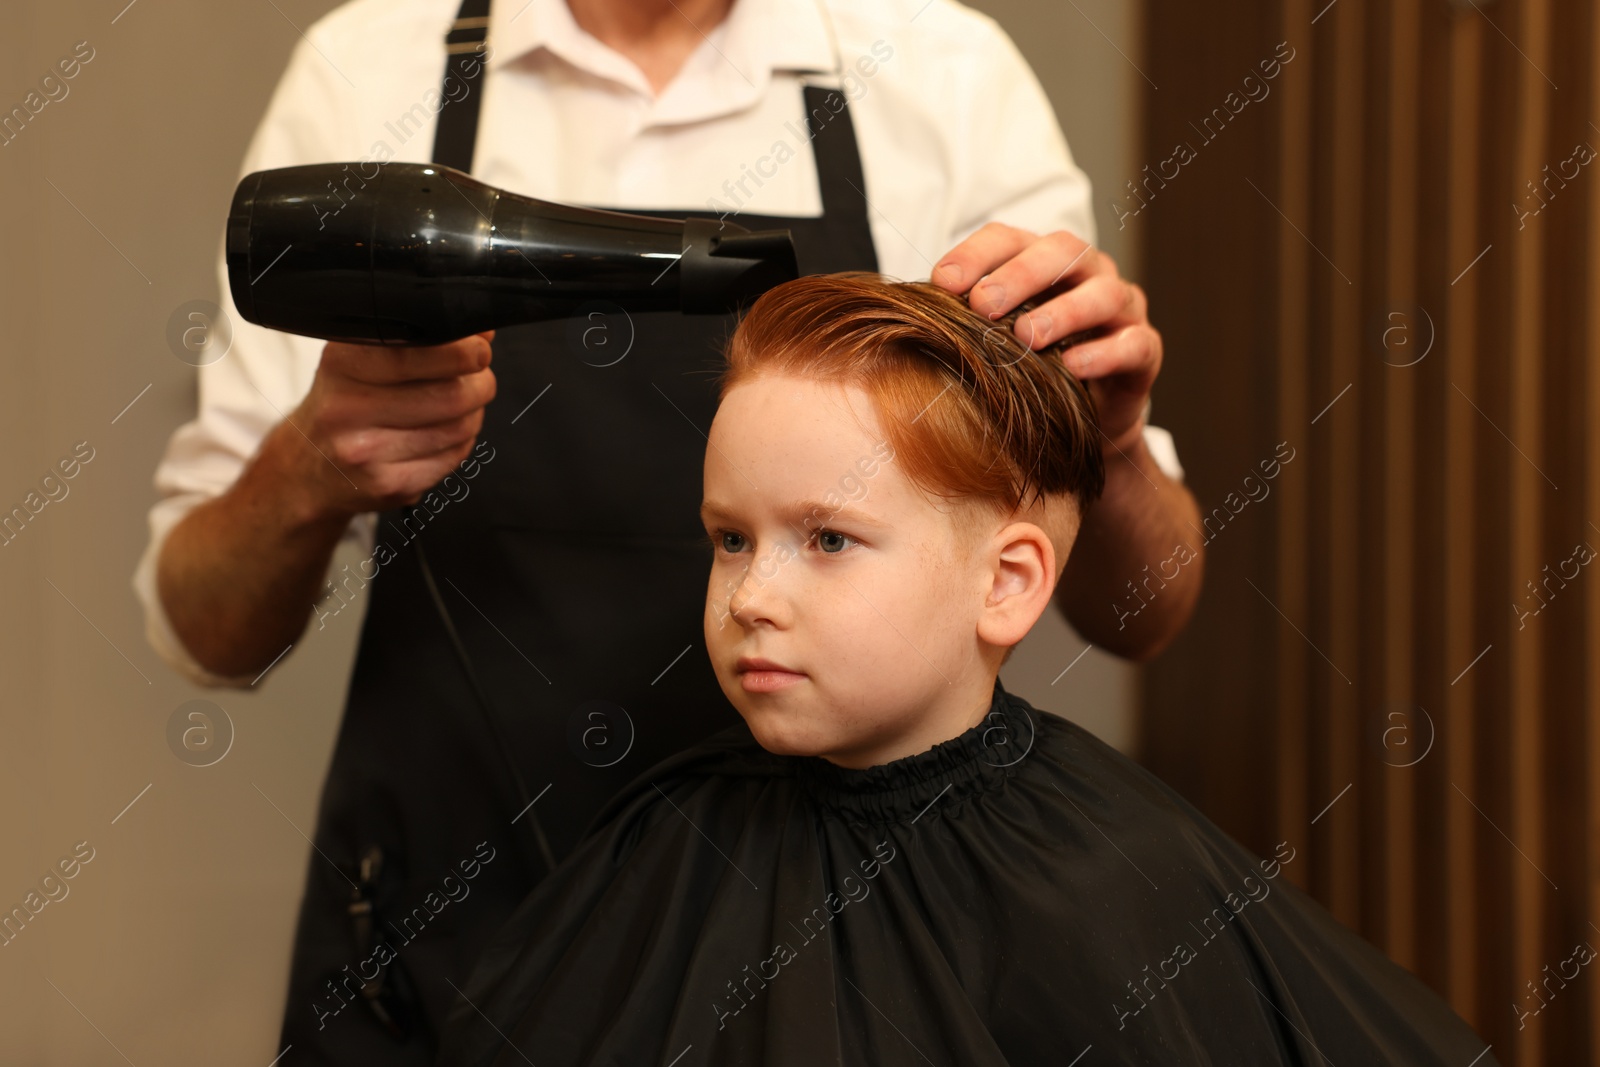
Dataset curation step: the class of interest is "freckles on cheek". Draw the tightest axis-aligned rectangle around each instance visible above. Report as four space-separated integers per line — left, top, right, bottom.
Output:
849 556 939 638
914 542 962 600
920 548 975 635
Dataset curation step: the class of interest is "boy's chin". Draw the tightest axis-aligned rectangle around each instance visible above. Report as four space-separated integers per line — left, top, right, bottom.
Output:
736 707 837 759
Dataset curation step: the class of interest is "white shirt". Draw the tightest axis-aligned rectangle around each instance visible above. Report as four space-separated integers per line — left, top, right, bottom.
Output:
134 0 1185 687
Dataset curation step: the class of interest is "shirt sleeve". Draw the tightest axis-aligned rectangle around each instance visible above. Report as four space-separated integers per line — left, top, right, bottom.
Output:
132 30 379 689
942 16 1185 485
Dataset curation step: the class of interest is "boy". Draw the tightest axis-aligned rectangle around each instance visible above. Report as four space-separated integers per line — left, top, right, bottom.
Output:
438 273 1494 1066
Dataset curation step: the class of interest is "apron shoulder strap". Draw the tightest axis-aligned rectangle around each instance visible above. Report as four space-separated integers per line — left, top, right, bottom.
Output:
432 0 493 172
799 82 880 272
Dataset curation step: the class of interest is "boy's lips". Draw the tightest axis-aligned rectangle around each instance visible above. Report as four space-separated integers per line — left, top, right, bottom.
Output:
736 656 802 675
736 657 806 694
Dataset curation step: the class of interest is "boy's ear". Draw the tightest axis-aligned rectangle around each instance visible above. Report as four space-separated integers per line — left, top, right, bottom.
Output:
1016 493 1083 584
976 521 1057 653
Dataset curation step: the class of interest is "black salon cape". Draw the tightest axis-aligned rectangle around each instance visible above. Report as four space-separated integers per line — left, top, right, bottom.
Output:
437 680 1496 1067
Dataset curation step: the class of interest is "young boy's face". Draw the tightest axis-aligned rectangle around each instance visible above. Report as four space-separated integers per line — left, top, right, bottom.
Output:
700 372 1015 768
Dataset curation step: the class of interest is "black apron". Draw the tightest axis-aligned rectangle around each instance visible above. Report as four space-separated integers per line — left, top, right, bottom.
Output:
275 0 880 1061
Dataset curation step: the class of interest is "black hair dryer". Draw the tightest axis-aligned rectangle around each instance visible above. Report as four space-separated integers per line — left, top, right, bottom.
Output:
225 162 800 346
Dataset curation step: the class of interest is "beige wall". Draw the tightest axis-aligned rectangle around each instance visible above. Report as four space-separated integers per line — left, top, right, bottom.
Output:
0 0 1142 1060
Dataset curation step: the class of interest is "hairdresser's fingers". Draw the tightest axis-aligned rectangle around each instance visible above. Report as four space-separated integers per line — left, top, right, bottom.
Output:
1060 310 1161 386
364 435 484 509
1070 324 1164 451
346 331 493 386
354 367 498 429
306 428 482 516
936 226 1100 321
327 410 483 468
305 366 496 442
976 231 1105 323
326 331 495 386
930 221 1042 303
1015 274 1142 351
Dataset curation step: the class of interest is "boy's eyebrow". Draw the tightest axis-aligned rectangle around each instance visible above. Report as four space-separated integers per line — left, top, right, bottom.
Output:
700 499 893 530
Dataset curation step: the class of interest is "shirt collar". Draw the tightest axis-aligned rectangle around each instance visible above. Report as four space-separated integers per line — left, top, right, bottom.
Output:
486 0 839 97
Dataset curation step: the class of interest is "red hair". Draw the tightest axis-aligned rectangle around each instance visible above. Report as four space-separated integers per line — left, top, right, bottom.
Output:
718 272 1105 526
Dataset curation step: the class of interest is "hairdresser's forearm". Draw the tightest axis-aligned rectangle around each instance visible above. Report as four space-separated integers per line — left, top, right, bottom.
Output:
157 418 354 681
1057 433 1204 661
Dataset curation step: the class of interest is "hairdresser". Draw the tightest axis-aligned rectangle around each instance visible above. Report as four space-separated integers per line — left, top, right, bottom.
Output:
136 0 1202 1059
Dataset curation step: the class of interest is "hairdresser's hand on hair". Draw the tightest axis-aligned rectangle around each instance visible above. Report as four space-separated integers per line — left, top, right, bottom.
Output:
932 224 1160 457
289 331 498 519
932 223 1201 662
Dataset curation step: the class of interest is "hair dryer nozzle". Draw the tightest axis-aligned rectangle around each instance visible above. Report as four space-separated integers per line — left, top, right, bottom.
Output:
679 220 799 314
224 162 802 346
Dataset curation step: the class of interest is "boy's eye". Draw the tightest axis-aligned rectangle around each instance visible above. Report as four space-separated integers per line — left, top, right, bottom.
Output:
705 528 857 556
709 530 746 554
815 529 856 554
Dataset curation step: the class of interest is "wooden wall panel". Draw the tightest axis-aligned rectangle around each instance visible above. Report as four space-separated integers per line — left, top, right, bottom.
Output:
1139 0 1599 1061
1588 0 1600 1047
1442 0 1485 1021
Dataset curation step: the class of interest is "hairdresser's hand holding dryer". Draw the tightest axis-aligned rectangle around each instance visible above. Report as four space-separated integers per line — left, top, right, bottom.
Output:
139 0 1203 1058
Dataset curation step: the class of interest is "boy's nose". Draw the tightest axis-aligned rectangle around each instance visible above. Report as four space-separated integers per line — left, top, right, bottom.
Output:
724 543 799 626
